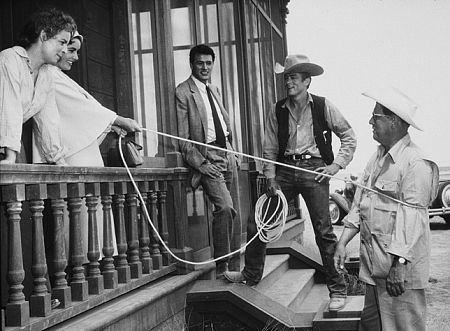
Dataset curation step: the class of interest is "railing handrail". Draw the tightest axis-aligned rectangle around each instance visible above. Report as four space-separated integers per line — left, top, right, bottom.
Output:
0 163 189 185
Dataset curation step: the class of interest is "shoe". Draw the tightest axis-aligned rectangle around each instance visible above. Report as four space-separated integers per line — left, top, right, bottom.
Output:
328 297 346 311
51 298 60 309
223 271 246 284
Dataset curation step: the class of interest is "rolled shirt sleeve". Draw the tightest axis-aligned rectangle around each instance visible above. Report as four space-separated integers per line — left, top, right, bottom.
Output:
387 159 439 261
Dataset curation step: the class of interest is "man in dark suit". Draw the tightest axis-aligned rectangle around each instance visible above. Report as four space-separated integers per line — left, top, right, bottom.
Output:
175 44 236 278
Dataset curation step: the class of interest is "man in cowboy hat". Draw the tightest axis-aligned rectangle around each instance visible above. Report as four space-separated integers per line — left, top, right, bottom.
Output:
334 86 438 330
224 54 356 311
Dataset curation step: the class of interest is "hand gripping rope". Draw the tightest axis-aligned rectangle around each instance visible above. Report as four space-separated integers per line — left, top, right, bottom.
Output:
119 128 427 266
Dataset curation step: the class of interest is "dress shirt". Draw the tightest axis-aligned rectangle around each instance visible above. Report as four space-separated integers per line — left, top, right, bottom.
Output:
263 93 356 178
191 75 228 143
344 134 439 288
0 47 62 160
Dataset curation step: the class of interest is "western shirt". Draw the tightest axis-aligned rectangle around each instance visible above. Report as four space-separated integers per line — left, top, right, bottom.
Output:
263 93 356 178
344 134 439 288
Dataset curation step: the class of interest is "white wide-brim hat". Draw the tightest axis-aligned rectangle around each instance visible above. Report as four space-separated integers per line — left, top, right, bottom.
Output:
274 54 324 76
362 86 422 131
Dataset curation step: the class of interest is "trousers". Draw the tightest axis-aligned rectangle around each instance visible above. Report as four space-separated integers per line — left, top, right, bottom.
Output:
242 157 346 297
200 142 237 271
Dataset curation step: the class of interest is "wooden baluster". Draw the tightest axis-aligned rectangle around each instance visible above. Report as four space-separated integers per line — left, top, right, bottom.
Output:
67 183 88 301
125 184 142 278
157 181 170 265
27 184 52 316
3 184 29 327
101 182 118 289
137 181 152 274
148 181 162 269
48 184 71 308
167 175 192 272
85 183 104 295
113 182 131 283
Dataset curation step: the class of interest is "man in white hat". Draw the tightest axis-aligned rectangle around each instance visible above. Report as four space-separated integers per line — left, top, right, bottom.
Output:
225 54 356 311
334 86 439 330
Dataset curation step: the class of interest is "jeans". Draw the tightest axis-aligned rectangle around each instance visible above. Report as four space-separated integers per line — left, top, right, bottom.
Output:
242 158 346 297
200 143 236 272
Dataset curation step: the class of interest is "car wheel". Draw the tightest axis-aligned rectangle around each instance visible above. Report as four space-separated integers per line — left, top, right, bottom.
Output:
329 199 343 225
437 181 450 225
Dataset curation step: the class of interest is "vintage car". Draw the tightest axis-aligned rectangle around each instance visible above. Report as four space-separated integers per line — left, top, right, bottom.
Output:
329 167 450 225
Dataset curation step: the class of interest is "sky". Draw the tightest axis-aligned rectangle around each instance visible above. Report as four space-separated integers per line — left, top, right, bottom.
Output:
286 0 450 176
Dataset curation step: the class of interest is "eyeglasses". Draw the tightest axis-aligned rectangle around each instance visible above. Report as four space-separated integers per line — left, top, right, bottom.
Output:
371 113 390 121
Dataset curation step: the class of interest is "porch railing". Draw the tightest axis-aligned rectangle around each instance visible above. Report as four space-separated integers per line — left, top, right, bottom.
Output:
0 153 194 329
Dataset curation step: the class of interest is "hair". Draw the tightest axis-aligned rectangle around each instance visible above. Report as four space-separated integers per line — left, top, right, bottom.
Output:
17 8 77 48
189 44 215 63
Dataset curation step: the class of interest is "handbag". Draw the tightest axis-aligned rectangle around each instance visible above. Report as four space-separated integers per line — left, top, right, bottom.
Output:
107 136 144 167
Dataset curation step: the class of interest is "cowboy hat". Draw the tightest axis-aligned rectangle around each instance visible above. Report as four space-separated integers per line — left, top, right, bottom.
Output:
362 86 422 131
274 54 324 76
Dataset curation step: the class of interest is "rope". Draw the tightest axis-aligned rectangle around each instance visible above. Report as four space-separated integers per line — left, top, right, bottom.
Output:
141 127 427 210
254 190 288 243
117 128 427 266
119 135 277 266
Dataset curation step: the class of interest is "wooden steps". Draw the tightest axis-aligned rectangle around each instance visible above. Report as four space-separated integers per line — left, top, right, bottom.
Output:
187 243 364 330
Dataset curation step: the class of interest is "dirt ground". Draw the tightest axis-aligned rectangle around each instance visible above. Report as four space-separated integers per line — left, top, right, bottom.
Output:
300 198 450 330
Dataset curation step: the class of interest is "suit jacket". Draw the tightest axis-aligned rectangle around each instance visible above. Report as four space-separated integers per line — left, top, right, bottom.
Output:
175 77 233 188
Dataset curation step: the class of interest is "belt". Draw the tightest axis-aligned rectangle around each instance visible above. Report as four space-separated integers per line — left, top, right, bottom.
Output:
282 153 317 161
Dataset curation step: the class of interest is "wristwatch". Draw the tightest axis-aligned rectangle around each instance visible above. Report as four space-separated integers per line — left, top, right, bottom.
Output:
398 257 407 265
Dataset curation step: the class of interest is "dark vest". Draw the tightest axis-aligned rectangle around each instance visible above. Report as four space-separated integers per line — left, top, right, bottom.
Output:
275 94 334 165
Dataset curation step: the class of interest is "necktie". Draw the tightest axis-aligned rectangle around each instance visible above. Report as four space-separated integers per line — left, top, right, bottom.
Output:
206 85 226 148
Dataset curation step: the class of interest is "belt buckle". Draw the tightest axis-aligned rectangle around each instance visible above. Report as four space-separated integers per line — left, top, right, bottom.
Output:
293 154 311 160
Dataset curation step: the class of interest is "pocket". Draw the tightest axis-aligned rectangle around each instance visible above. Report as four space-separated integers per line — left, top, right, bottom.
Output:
371 202 396 234
369 233 394 279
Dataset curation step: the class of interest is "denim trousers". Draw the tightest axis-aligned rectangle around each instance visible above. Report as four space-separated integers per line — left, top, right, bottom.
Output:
242 158 346 297
200 144 237 271
360 281 426 331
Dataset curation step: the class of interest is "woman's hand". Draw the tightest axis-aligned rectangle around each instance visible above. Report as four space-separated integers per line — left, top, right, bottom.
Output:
114 116 142 133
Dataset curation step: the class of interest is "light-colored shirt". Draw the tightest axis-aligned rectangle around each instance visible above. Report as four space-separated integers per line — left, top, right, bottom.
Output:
263 93 356 178
0 46 62 160
191 75 228 143
33 65 117 164
344 134 439 288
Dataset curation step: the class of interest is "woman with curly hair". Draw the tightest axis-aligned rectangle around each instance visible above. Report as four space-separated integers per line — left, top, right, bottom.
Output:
0 8 76 164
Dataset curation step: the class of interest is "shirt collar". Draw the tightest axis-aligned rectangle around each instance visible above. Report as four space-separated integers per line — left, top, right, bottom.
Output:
377 133 411 163
283 92 313 111
191 75 208 92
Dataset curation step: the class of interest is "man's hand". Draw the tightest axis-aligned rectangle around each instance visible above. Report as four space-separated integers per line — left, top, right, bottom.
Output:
315 163 341 183
386 259 407 297
333 243 347 273
198 162 222 179
266 178 281 197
